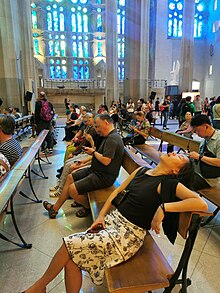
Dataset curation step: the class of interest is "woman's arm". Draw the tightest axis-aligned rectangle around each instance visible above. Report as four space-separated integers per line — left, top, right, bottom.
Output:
151 182 208 234
89 167 142 229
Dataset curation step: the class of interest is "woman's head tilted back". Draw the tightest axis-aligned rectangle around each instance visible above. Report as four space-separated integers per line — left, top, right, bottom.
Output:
160 153 194 188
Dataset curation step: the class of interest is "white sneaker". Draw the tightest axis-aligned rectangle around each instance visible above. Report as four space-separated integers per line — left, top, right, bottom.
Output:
49 183 60 192
50 190 61 198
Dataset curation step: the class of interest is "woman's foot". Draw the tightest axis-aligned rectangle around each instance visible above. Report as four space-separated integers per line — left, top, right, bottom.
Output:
71 201 82 208
43 201 58 219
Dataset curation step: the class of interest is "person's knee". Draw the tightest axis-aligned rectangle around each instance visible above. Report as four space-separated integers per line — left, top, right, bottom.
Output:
68 183 78 198
66 173 74 184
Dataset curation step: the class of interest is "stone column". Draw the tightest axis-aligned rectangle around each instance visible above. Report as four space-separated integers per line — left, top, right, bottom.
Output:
124 0 150 104
179 0 195 93
105 0 118 107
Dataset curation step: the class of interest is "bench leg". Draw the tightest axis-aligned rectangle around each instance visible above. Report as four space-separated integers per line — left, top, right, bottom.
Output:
32 151 49 179
164 215 201 293
201 207 219 226
1 195 32 249
19 166 42 203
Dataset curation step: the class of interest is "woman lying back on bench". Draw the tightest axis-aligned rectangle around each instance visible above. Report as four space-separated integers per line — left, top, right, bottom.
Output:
22 153 208 293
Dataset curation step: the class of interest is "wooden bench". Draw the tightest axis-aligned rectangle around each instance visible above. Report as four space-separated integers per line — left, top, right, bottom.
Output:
14 115 33 140
88 147 210 292
0 130 49 249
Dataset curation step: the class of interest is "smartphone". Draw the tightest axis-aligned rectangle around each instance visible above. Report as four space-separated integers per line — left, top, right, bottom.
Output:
87 224 103 234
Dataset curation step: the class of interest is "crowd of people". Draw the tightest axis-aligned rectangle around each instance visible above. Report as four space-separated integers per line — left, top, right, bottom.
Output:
1 92 220 293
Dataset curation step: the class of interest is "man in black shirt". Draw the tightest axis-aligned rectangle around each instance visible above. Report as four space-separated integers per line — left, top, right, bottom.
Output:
0 114 22 166
43 114 124 218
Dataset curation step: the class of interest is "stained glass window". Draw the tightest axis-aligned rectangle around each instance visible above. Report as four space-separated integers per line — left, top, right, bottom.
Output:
214 0 218 10
32 10 37 29
34 39 40 55
168 0 207 38
118 0 125 80
97 8 102 32
47 5 65 31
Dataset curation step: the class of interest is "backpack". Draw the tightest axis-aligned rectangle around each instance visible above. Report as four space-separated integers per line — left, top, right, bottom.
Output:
181 103 193 116
40 100 54 122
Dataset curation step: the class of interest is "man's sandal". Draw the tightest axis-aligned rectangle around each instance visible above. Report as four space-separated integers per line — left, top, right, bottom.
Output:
43 201 58 219
71 201 82 208
76 207 91 218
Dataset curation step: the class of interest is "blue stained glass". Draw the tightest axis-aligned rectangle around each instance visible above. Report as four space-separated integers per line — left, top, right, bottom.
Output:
197 2 204 9
79 60 83 65
71 0 78 3
121 43 124 58
97 0 102 4
34 39 39 54
54 41 60 56
73 42 77 57
32 11 37 29
73 60 77 65
53 11 59 31
214 0 218 10
49 41 54 56
118 66 121 79
77 12 83 32
83 15 88 32
121 67 124 79
78 42 83 57
47 6 51 11
80 0 88 4
73 66 78 79
60 7 64 11
85 66 89 79
60 41 66 56
62 66 67 78
50 66 55 78
47 12 52 30
31 3 37 8
60 34 65 39
72 14 77 32
84 42 89 57
173 18 178 36
55 34 59 39
85 60 88 64
178 20 182 37
56 59 60 64
79 66 84 79
53 4 57 9
62 60 66 64
60 13 64 31
56 66 61 78
97 14 102 32
49 59 54 64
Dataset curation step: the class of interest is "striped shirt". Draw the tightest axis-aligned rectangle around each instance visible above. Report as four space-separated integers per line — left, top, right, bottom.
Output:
0 137 22 166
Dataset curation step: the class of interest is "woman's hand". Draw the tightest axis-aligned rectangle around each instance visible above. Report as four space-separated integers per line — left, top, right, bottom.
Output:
151 206 164 234
189 151 200 161
88 216 106 232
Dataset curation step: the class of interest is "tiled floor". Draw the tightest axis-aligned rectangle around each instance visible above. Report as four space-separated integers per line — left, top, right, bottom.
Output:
0 118 219 293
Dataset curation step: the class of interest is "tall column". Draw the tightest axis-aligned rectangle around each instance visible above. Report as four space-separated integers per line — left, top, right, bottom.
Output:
179 0 195 93
124 0 150 104
105 0 118 107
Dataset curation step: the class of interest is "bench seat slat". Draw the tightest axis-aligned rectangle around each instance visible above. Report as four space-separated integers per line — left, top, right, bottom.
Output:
105 233 173 293
198 187 220 207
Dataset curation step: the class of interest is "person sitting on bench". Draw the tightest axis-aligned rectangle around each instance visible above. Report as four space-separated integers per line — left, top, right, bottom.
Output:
43 114 124 218
22 153 208 293
189 114 220 190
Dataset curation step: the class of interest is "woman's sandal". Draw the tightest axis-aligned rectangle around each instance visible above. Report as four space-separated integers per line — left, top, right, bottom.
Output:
71 201 82 208
76 207 91 218
43 201 58 219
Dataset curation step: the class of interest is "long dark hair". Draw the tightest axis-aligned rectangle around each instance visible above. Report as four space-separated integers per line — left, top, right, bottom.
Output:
176 158 194 189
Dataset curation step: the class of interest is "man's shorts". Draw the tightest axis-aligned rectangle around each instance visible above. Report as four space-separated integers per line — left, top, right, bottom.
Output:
72 167 115 195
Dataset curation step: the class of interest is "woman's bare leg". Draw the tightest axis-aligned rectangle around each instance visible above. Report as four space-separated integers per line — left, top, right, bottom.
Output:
24 244 71 293
65 259 82 293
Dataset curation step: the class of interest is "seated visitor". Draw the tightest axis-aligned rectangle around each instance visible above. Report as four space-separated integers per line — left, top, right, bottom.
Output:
176 112 193 138
43 114 124 218
189 114 220 190
22 153 208 293
0 152 10 180
0 114 22 166
123 111 150 145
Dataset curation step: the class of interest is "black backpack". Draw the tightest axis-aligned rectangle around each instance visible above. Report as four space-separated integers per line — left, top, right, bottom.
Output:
181 103 193 116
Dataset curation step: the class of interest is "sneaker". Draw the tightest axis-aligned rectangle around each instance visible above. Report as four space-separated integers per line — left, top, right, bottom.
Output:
50 190 61 198
49 183 60 192
48 148 53 154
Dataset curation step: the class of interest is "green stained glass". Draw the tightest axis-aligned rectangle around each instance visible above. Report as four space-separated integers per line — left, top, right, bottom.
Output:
32 11 37 29
34 39 39 54
73 42 77 57
77 12 83 32
78 42 83 57
73 66 78 79
60 41 66 56
54 41 60 56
